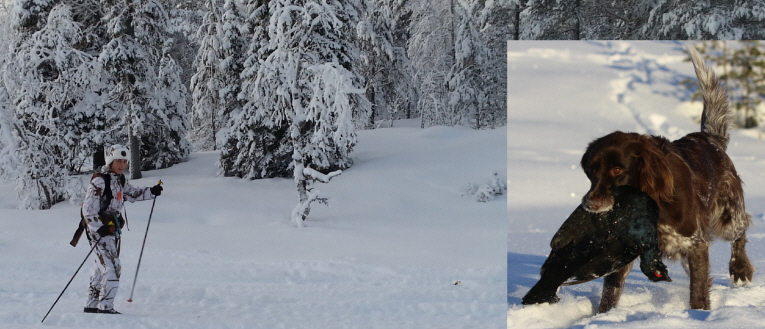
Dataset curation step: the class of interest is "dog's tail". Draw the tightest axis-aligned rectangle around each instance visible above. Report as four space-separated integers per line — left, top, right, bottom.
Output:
688 45 731 148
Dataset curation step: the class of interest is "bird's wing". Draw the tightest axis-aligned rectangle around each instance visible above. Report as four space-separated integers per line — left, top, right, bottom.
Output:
550 205 597 250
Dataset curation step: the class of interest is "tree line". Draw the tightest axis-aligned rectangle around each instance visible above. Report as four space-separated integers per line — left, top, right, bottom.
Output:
509 0 765 40
0 0 509 212
689 41 765 129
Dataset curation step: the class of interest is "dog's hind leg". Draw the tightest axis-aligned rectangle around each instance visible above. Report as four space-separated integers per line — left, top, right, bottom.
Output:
598 262 632 313
730 229 755 286
710 171 755 285
687 242 712 310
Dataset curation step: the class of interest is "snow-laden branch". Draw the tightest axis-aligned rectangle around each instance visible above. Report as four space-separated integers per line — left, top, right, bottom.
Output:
303 167 342 184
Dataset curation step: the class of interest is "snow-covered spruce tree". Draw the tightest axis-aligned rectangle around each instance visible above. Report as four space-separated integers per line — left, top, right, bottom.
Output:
289 62 365 227
59 0 112 172
476 0 510 128
99 0 170 179
387 0 417 122
465 172 507 202
12 1 106 174
216 0 247 138
516 0 764 40
519 0 583 39
642 0 765 39
726 42 765 128
163 2 204 125
4 4 100 208
355 0 416 128
252 0 368 226
446 0 489 129
189 0 222 151
133 0 189 170
519 0 648 39
154 0 203 10
732 0 765 39
219 0 293 179
0 57 19 188
12 0 58 38
143 54 191 169
693 41 765 129
677 42 765 130
0 5 14 177
135 3 192 171
222 0 369 180
408 0 453 128
410 0 499 128
586 0 655 39
517 0 651 39
191 0 247 153
67 0 110 53
643 1 731 39
0 84 16 182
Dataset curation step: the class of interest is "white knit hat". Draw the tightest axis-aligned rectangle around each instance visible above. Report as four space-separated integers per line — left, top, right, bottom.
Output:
105 144 130 167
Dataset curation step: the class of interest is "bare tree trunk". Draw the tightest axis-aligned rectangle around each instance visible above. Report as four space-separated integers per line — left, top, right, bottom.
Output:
572 0 581 39
211 99 217 150
130 131 142 179
513 0 526 40
367 87 376 128
93 144 105 172
290 60 307 228
451 0 457 65
39 181 52 210
124 0 141 179
292 143 309 227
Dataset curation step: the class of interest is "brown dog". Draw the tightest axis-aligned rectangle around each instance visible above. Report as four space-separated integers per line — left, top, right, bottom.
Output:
579 46 754 312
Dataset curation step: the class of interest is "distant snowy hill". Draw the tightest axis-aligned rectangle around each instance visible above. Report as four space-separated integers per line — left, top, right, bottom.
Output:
0 120 507 329
508 41 765 328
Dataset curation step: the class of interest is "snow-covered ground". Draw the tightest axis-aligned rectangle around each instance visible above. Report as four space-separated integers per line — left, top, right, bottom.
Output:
0 119 507 329
507 41 765 328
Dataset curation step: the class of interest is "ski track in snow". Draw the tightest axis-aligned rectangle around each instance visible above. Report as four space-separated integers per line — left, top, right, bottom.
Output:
508 41 765 329
597 41 694 138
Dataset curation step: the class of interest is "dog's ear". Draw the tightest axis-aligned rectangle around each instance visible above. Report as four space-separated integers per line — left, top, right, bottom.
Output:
580 150 590 175
580 137 601 174
638 135 674 203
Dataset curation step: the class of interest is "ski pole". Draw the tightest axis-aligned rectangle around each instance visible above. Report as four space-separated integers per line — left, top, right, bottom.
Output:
127 179 162 303
41 236 102 323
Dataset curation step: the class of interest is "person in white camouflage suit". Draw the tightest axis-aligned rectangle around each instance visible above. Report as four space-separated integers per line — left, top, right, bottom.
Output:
81 144 163 314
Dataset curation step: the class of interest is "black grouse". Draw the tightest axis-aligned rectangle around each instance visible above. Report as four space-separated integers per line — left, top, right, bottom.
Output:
522 185 671 305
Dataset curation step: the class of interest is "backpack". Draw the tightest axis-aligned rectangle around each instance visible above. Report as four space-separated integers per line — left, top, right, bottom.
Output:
69 173 125 247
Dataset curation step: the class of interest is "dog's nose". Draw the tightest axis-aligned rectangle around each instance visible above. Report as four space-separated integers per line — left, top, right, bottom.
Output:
583 195 609 213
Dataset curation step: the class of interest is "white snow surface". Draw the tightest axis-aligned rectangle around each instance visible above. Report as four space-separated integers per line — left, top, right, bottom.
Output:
0 119 507 328
508 41 765 328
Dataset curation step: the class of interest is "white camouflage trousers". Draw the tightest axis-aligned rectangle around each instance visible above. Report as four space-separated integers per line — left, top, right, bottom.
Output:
85 234 121 311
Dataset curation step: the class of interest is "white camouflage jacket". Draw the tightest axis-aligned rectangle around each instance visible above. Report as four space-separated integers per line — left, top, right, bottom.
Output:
81 169 154 234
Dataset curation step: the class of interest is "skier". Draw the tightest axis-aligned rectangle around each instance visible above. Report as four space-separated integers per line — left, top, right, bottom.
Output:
81 144 163 314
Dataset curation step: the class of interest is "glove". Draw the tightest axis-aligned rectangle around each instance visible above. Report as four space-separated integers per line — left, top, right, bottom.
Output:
150 184 163 196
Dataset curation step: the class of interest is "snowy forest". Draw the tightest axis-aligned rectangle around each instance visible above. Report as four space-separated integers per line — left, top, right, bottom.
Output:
508 0 765 40
691 41 765 129
0 0 510 212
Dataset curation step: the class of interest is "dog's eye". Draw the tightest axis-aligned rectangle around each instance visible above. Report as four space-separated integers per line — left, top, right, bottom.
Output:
610 167 623 176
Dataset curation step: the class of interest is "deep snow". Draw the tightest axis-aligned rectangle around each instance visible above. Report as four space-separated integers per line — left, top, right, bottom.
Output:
0 119 507 329
508 41 765 328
